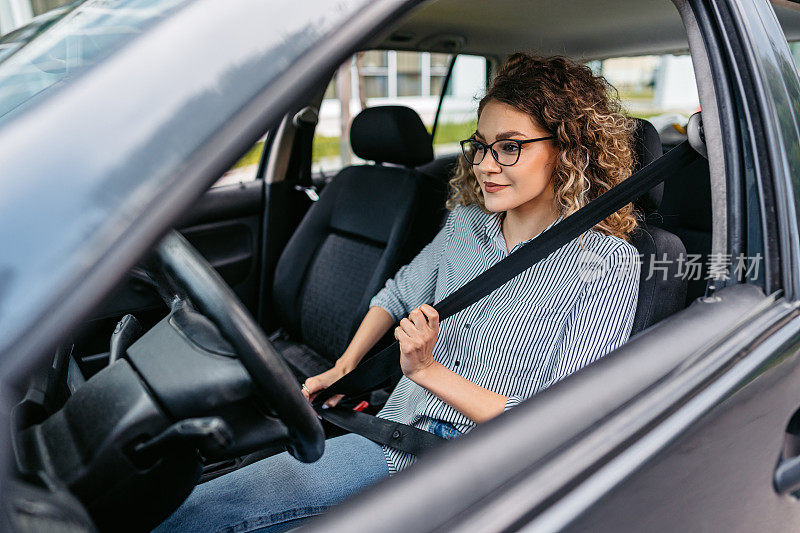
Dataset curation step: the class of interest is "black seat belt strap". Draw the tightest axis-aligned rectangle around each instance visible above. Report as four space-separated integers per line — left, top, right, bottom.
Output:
313 141 701 452
318 408 444 455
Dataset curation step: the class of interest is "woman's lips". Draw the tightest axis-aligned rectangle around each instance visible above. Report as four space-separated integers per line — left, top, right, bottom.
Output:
484 182 509 193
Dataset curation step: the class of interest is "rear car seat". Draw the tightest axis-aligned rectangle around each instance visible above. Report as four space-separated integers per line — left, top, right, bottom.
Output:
271 106 434 379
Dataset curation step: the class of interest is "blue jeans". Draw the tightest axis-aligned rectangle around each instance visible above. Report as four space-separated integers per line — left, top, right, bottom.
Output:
154 421 460 533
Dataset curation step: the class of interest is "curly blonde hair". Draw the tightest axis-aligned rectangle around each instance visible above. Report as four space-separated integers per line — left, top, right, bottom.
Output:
446 53 638 241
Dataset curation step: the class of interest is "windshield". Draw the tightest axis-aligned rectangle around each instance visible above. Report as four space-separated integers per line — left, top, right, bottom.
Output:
0 3 76 64
0 0 191 123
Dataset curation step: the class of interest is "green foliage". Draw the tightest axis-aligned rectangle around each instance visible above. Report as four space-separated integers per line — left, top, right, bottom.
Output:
312 136 341 161
231 142 263 169
309 120 478 164
433 120 478 146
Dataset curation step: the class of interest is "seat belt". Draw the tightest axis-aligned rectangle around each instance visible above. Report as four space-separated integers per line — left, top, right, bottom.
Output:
291 106 320 202
314 141 701 455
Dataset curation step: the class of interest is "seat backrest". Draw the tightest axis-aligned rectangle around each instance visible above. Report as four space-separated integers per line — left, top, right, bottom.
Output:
629 118 688 335
272 106 433 363
645 148 712 306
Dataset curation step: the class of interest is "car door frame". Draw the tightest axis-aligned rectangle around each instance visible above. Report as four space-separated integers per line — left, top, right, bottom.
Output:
302 0 800 531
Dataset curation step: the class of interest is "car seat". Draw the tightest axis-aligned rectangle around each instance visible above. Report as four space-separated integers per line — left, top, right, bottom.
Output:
627 119 688 335
645 144 712 307
271 106 434 379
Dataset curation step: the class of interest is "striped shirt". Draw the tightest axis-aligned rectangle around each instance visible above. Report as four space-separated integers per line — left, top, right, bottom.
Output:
369 203 640 474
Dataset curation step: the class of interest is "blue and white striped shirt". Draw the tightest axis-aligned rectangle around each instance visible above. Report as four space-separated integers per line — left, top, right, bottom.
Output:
369 203 640 474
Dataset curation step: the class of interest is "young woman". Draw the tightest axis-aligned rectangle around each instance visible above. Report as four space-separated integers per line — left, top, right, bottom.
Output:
156 52 641 533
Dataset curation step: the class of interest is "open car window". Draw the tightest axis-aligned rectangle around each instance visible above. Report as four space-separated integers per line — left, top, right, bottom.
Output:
313 51 488 176
212 135 266 187
593 53 700 149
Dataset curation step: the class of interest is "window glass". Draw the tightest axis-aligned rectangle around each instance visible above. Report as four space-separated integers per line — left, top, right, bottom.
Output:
363 76 388 98
314 51 486 175
359 50 388 98
790 42 800 69
360 50 387 68
0 0 191 123
429 52 452 97
591 54 700 150
432 54 486 157
213 136 266 187
396 51 421 97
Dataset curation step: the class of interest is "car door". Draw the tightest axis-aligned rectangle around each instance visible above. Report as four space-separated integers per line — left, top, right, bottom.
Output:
302 1 800 531
559 2 800 530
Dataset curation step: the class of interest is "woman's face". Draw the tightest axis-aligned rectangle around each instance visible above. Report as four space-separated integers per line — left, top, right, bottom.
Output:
473 99 559 215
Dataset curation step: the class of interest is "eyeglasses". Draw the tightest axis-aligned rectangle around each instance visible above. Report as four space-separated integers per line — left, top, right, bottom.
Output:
460 136 556 166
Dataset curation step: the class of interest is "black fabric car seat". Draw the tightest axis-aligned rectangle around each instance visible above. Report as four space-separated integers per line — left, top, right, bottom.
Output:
628 118 688 335
271 106 434 379
645 143 713 307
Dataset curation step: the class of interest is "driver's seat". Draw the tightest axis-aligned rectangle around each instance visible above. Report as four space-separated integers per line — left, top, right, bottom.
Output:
270 106 434 379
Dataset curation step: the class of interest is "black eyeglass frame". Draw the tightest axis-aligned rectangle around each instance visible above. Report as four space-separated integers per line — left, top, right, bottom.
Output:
460 136 557 166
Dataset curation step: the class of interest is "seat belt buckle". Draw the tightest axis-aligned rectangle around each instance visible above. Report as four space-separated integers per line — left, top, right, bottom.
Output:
353 401 369 412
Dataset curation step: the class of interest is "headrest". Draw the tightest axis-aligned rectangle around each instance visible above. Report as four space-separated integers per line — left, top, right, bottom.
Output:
350 106 434 167
632 118 664 214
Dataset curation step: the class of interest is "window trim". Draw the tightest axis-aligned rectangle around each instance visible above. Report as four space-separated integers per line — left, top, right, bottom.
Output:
698 0 790 297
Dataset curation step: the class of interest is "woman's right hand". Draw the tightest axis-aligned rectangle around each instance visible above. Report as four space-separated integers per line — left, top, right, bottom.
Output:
301 365 347 407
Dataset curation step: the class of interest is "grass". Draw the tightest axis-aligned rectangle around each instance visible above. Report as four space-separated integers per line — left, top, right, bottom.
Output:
308 120 478 164
232 142 264 169
432 120 478 146
626 110 666 119
617 87 655 101
313 136 342 160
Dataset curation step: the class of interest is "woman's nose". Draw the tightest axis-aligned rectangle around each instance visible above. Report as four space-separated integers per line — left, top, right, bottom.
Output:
477 150 501 174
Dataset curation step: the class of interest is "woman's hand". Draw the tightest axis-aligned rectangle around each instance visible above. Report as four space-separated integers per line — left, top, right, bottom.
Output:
395 304 439 381
302 365 347 407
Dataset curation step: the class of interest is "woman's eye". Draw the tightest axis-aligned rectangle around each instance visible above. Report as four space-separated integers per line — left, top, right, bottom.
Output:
499 142 519 153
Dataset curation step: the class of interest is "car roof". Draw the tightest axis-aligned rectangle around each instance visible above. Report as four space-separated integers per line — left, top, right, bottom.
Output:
373 0 800 59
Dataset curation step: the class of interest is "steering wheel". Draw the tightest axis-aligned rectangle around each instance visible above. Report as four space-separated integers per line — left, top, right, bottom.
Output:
145 230 325 463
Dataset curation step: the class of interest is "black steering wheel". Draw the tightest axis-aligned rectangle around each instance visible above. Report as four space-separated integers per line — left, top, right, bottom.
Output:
146 230 325 463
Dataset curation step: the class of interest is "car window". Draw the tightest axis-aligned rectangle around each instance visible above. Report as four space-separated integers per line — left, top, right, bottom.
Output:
432 54 487 158
588 54 700 150
0 2 75 61
212 135 266 188
313 51 487 176
0 0 192 124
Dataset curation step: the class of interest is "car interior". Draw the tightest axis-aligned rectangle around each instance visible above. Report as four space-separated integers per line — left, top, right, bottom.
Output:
8 0 800 531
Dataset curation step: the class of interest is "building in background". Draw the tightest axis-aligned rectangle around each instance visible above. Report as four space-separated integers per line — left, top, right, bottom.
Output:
317 51 486 137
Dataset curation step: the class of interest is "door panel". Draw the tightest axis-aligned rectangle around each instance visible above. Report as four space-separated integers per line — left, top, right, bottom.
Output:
73 180 265 367
568 311 800 532
305 285 782 533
